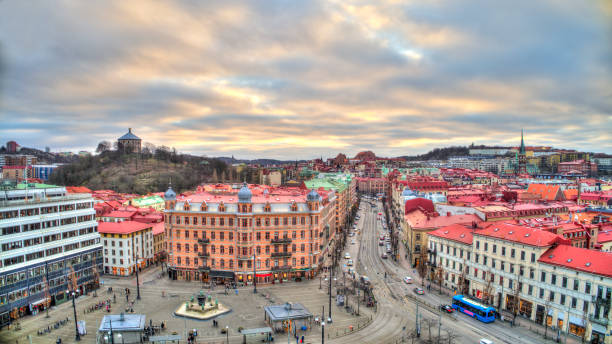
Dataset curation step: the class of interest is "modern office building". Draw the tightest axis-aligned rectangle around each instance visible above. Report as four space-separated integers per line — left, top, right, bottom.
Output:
0 182 102 328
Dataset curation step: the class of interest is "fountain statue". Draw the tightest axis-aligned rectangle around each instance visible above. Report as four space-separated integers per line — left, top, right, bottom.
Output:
174 290 230 320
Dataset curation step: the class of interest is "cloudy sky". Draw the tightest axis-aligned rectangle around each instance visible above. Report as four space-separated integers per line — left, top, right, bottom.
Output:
0 0 610 159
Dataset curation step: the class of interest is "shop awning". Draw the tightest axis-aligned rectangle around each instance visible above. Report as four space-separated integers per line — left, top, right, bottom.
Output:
292 268 311 271
557 312 565 319
209 270 235 278
30 298 47 306
256 273 272 278
569 316 585 326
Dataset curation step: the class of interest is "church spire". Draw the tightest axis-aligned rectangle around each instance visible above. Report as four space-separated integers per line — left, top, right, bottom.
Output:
519 129 526 155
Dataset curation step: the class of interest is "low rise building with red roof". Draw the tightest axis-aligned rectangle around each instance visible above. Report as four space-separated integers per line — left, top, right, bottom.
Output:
428 223 479 291
98 221 155 276
579 191 612 208
537 245 612 340
404 206 480 266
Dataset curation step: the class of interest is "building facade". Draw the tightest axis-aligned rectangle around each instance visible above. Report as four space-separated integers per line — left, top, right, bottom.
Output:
164 184 338 285
99 221 155 276
428 222 612 343
0 184 102 328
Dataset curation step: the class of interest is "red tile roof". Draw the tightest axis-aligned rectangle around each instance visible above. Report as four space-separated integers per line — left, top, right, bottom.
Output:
527 184 563 201
98 221 152 234
597 229 612 244
405 211 481 229
66 186 93 194
429 224 478 245
105 210 137 219
404 198 435 214
152 222 165 235
563 189 578 201
538 245 612 277
477 222 570 247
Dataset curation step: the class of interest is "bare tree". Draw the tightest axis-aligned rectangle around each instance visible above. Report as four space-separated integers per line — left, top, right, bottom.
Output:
417 250 428 286
422 318 437 342
457 259 469 296
435 266 444 293
484 268 494 305
511 272 522 326
445 328 461 344
406 329 419 344
581 301 589 343
96 140 111 153
544 300 551 340
43 276 51 318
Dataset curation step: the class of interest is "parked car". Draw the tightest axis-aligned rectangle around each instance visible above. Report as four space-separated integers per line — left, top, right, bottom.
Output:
440 305 454 313
378 241 384 246
381 253 388 259
347 259 354 266
351 239 356 245
403 276 413 284
413 287 425 295
345 253 351 259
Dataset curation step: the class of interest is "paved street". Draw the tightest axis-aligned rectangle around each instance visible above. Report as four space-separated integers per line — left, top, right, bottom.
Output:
334 197 581 344
0 261 373 344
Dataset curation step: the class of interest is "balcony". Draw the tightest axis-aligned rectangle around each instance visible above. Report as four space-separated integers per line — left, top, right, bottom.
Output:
589 315 609 326
271 252 292 258
198 252 210 258
271 265 292 271
198 238 210 245
271 237 292 244
237 255 253 260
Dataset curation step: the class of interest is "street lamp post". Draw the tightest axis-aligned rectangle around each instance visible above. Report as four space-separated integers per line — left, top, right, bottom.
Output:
225 326 229 344
253 253 257 294
135 257 141 300
357 289 360 316
321 322 325 344
108 318 114 344
67 290 80 341
328 275 336 322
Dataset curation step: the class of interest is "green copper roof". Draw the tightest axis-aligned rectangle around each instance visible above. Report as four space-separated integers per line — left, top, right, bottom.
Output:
130 195 164 206
14 182 59 189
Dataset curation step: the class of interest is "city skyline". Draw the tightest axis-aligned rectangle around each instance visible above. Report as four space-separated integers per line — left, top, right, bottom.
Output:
1 1 611 159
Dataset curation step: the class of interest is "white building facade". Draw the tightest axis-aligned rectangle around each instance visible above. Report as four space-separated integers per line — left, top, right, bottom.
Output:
0 183 102 328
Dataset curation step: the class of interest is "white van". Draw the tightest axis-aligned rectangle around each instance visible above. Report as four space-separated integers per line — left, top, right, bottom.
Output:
479 339 493 344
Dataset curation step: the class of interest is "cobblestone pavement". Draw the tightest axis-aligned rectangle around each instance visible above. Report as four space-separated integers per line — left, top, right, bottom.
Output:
0 265 374 344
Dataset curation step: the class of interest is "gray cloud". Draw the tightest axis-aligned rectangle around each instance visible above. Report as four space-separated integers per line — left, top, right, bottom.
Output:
0 0 610 159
